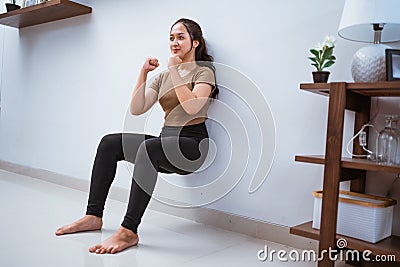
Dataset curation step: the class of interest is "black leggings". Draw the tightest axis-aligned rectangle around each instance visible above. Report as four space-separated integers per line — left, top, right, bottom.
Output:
86 122 209 233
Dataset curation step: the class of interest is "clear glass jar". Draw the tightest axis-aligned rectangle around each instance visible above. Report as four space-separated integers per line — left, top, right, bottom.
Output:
376 115 399 165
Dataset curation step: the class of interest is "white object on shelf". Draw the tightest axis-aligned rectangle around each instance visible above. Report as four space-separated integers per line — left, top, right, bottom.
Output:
351 44 391 82
312 190 397 243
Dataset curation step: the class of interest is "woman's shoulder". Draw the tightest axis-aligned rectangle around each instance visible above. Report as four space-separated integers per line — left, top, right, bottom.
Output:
148 71 168 92
192 65 215 86
153 70 170 84
193 65 215 78
196 65 214 73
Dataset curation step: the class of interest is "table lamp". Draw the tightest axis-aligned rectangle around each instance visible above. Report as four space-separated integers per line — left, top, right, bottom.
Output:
338 0 400 82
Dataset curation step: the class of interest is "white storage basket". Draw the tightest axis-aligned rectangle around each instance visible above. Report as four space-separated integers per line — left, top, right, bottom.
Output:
312 190 397 243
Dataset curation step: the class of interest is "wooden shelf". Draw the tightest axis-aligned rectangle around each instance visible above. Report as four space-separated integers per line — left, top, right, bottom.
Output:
295 82 400 266
290 222 400 261
0 0 91 28
295 155 400 174
300 81 400 97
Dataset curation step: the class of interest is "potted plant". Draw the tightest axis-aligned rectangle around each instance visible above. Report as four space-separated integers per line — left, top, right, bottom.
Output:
6 0 21 12
308 36 336 83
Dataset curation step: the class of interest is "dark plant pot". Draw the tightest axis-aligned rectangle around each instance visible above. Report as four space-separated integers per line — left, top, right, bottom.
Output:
312 71 330 83
5 3 21 12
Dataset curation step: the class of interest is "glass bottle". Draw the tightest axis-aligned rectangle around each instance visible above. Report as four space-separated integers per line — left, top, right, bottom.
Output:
376 115 399 165
397 123 400 165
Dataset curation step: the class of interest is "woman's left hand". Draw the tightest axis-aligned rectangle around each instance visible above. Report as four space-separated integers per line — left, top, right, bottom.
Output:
168 56 182 69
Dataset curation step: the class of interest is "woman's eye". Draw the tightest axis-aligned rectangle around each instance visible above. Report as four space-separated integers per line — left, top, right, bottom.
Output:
170 35 184 42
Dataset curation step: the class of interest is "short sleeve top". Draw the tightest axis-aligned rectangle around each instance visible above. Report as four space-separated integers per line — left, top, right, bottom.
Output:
149 65 216 126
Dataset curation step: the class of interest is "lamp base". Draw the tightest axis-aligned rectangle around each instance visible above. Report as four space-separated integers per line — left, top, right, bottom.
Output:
351 44 390 82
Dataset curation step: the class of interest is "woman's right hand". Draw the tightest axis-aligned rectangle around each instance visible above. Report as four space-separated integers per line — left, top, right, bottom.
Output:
142 57 159 73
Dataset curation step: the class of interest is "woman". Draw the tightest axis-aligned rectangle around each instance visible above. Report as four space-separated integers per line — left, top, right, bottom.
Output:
55 18 218 254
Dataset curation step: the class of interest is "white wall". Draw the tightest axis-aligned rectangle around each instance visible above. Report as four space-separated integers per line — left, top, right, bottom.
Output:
0 0 399 232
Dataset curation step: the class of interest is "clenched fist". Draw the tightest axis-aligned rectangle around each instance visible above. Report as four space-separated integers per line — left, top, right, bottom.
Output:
168 56 182 69
143 57 159 73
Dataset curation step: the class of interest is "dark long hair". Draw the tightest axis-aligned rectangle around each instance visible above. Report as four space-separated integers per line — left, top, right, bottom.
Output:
171 18 219 99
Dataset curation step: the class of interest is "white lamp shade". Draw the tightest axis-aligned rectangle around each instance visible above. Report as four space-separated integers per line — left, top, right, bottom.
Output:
338 0 400 43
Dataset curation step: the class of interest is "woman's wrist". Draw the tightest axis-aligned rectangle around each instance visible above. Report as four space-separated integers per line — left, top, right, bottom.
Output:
168 65 179 73
140 67 150 76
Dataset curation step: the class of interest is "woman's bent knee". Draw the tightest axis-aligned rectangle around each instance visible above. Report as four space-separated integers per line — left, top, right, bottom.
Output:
98 133 122 153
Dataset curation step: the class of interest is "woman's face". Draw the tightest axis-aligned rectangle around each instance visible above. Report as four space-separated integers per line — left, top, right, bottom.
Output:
170 23 198 61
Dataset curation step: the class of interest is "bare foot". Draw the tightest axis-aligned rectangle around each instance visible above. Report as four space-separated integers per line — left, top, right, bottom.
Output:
89 226 139 254
55 215 103 235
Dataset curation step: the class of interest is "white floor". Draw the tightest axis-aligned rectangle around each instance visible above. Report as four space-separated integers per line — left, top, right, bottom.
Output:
0 169 351 267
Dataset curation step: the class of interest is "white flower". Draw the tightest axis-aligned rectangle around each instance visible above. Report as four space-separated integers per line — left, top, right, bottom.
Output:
315 42 324 51
323 35 336 48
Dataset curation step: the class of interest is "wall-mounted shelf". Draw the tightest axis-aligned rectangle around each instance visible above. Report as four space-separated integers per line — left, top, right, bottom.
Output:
300 81 400 97
0 0 92 28
295 155 400 174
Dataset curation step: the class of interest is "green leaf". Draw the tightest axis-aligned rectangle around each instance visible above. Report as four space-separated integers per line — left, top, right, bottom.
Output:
310 49 320 58
308 57 318 63
324 46 334 56
321 47 333 61
322 60 335 69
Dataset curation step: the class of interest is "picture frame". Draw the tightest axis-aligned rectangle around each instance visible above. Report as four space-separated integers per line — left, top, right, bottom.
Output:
386 49 400 81
22 0 38 8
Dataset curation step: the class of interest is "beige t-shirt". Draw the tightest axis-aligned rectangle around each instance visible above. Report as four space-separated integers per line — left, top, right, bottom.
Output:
149 65 216 126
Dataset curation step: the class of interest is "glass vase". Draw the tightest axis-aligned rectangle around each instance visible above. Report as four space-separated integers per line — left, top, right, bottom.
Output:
376 115 399 165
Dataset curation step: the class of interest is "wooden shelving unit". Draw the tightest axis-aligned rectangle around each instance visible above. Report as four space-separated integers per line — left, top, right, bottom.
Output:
0 0 92 28
291 82 400 266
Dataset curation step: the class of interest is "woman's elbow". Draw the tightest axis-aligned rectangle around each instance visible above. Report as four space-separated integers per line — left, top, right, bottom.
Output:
130 106 142 116
183 106 201 115
182 98 208 115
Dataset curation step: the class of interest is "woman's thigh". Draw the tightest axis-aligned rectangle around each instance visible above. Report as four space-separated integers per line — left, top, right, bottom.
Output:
119 133 157 163
142 136 208 174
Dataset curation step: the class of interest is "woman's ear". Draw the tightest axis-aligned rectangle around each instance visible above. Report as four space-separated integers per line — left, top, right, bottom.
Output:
193 40 200 48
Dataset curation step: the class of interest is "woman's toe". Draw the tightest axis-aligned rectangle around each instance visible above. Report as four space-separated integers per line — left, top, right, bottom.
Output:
89 245 100 253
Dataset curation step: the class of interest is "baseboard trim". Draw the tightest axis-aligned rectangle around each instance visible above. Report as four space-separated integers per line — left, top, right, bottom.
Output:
0 160 317 251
